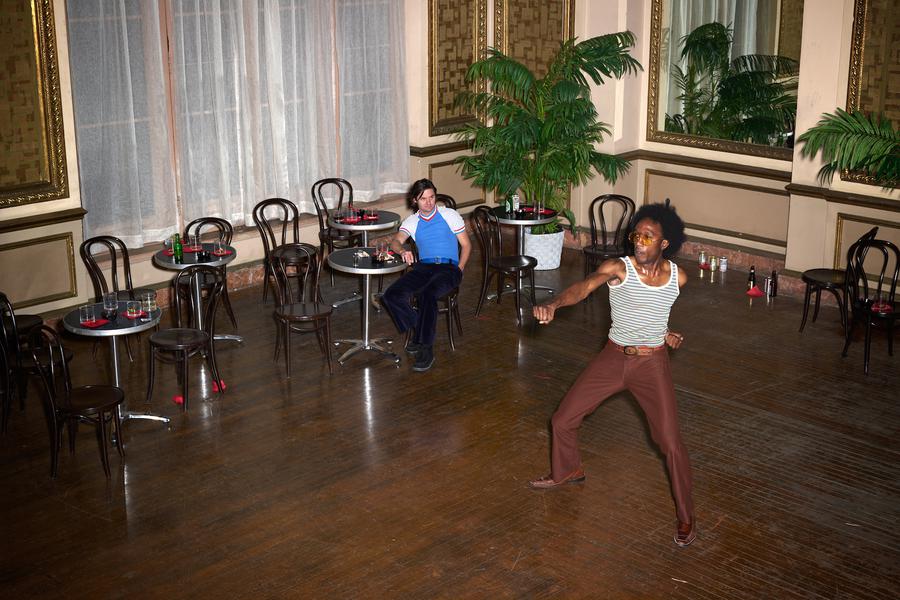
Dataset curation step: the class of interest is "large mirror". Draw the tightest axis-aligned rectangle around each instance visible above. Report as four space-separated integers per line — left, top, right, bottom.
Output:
647 0 804 160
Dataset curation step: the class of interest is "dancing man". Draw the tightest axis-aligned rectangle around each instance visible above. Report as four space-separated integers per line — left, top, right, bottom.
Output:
529 200 696 547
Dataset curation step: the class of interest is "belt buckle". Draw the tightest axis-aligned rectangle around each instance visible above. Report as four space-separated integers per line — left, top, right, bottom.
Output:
623 346 638 355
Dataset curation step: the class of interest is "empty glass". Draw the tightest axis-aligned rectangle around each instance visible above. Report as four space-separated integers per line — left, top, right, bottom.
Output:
190 233 201 251
102 292 118 320
213 239 226 255
142 291 158 312
79 305 95 325
374 239 390 263
140 297 153 322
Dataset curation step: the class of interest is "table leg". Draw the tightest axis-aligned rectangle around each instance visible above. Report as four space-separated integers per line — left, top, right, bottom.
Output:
110 336 170 424
333 272 400 365
330 230 371 309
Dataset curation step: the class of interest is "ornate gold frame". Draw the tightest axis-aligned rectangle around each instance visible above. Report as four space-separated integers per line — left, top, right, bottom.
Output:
493 0 575 63
428 0 488 136
645 0 793 161
0 0 68 208
843 0 891 185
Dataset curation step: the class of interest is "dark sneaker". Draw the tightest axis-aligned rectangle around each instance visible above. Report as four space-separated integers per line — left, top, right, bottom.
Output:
412 346 434 372
405 341 424 356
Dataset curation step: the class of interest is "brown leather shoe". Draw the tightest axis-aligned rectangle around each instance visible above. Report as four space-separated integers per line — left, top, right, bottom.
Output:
674 519 696 547
528 468 586 489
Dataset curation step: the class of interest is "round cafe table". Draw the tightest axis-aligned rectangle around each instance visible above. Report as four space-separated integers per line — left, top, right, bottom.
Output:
327 247 408 365
327 210 401 309
62 302 168 424
490 205 558 298
151 243 242 343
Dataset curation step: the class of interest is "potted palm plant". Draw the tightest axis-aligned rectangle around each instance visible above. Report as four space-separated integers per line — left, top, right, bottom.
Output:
796 108 899 190
455 32 641 269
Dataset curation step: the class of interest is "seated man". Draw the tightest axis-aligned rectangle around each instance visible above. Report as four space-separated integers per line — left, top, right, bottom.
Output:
381 179 471 372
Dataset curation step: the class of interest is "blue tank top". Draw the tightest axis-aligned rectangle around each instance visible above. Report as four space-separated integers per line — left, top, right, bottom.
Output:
608 257 680 347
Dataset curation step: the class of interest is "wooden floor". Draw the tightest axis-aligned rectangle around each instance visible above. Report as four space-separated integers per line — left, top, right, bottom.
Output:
2 250 898 599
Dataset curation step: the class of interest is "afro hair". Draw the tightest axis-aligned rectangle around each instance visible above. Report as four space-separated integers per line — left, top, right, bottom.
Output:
625 199 686 258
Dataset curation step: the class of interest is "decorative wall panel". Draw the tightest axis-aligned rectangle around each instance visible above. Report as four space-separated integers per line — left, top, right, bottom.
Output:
0 0 68 207
428 0 487 136
834 213 900 270
0 232 76 308
494 0 574 78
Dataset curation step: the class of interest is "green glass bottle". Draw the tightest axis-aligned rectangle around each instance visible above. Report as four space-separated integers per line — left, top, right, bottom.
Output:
173 233 184 264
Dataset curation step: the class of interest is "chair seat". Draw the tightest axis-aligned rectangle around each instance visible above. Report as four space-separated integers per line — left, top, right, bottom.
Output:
276 302 332 321
322 229 362 244
149 328 209 349
65 385 125 414
115 288 155 301
801 268 845 289
490 255 538 271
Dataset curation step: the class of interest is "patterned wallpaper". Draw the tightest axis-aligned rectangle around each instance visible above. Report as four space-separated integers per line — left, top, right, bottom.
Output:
857 0 899 122
495 0 574 80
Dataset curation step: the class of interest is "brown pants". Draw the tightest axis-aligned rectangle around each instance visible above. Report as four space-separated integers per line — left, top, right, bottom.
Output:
550 343 694 523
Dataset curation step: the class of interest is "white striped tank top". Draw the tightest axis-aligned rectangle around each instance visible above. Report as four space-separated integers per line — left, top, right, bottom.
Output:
608 257 680 347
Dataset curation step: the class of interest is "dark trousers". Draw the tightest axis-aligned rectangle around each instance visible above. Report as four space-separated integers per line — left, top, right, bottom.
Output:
381 263 462 346
550 343 694 523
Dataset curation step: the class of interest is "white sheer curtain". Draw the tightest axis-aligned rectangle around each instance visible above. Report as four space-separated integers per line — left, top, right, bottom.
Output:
336 0 409 202
67 1 178 247
70 0 409 241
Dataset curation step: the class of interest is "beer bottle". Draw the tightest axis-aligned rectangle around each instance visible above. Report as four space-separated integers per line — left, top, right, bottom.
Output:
747 265 756 289
173 233 184 264
770 270 778 297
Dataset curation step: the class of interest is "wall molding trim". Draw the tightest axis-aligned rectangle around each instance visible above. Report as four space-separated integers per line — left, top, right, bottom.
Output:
0 207 86 234
409 141 470 157
645 168 790 197
684 222 787 248
618 149 792 182
785 184 900 213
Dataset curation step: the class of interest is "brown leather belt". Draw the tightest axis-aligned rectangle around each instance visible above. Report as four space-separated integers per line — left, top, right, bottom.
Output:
609 341 667 356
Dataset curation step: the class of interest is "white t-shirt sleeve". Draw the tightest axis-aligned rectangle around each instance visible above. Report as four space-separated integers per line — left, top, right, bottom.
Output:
440 208 466 234
399 213 418 239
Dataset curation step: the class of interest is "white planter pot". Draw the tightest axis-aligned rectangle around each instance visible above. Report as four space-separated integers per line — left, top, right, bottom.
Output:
523 228 564 270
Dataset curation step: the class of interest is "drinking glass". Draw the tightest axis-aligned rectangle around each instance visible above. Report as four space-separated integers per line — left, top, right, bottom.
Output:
142 291 158 313
214 239 226 255
190 234 201 251
163 237 173 255
374 239 389 263
140 297 153 322
127 300 140 318
79 305 95 325
102 292 118 320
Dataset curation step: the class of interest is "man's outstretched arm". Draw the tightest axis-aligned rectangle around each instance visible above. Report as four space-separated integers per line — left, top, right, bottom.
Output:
533 259 626 324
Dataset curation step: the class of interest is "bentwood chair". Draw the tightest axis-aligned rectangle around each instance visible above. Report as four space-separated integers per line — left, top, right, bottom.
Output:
1 333 10 434
270 243 334 376
583 194 635 277
253 198 301 303
1 292 71 414
799 227 878 334
182 217 238 329
80 235 155 361
402 193 464 350
842 238 899 375
472 205 537 325
146 265 225 411
29 326 125 478
311 178 363 286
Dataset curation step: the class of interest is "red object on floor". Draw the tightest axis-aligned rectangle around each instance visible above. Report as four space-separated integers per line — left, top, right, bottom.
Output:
172 395 184 405
746 286 765 297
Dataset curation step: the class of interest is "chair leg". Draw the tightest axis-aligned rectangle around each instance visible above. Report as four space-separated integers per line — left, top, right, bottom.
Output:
284 322 292 378
206 343 224 397
799 283 813 332
842 318 855 357
863 319 872 375
529 269 537 307
123 334 135 363
113 408 125 458
445 301 455 351
513 275 523 326
145 347 157 403
95 415 111 478
453 299 463 337
324 320 334 375
475 271 492 317
221 285 238 329
67 418 77 454
49 417 61 478
811 288 823 323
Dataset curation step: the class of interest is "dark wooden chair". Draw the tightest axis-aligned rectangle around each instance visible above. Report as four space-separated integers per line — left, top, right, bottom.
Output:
1 332 10 434
311 178 363 286
842 238 899 375
472 205 537 325
182 217 238 329
29 325 125 478
799 227 878 333
146 265 225 410
583 194 635 277
270 243 334 376
253 198 301 303
1 292 70 415
80 235 155 361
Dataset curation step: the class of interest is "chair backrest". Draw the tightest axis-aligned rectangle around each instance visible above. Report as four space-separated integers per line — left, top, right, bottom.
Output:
0 293 24 370
184 217 234 245
588 194 635 250
472 205 505 266
253 198 300 260
28 325 71 413
435 193 457 210
79 236 139 301
270 243 324 306
845 238 900 311
171 265 225 331
311 178 354 234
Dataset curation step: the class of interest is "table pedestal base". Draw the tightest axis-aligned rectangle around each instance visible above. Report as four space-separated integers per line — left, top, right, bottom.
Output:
122 412 171 423
214 333 244 343
331 292 362 309
334 338 400 365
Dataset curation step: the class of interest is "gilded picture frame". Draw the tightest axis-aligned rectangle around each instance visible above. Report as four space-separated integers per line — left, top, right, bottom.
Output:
428 0 488 136
0 0 67 208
